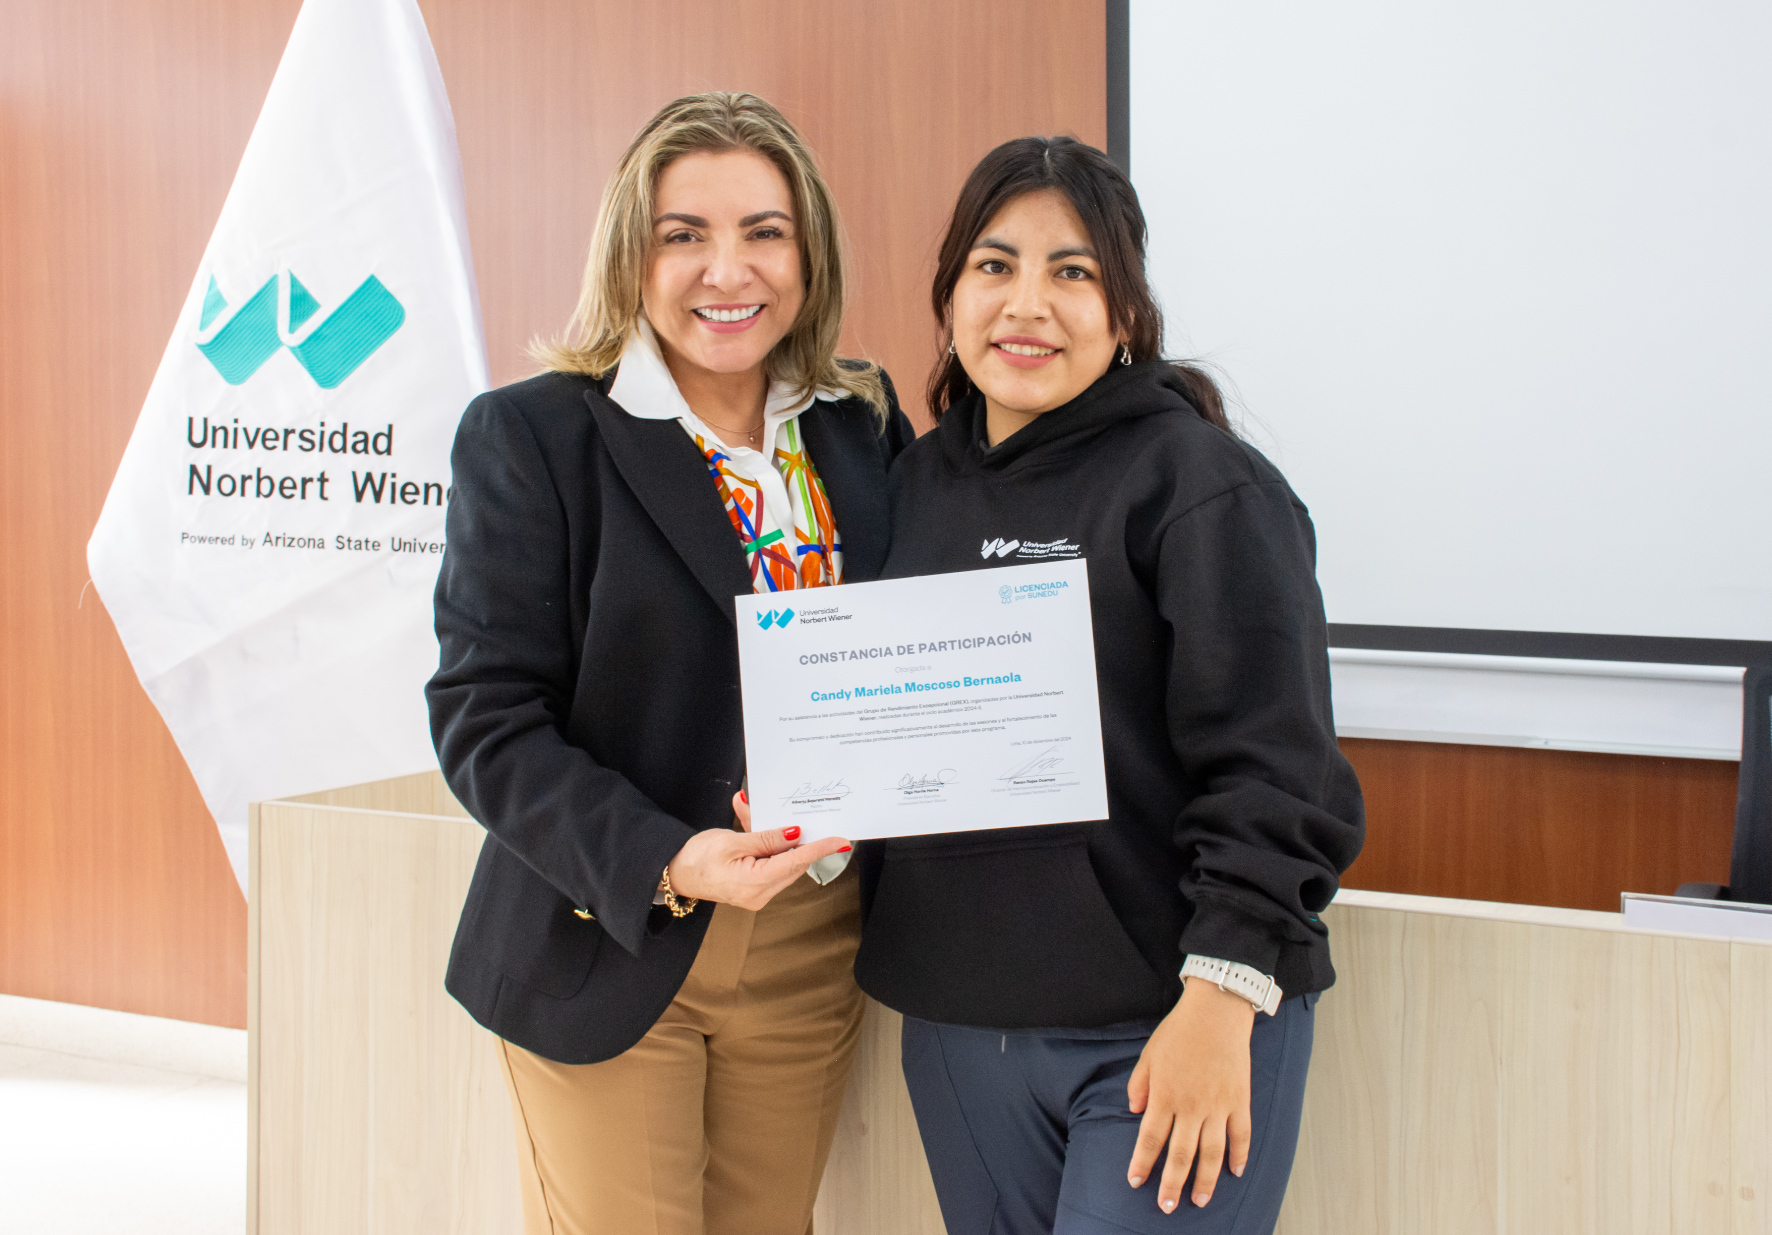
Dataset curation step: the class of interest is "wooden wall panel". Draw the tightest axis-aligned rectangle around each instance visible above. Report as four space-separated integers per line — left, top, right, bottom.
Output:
427 0 1109 406
0 0 298 1030
0 0 1104 1028
1341 739 1739 912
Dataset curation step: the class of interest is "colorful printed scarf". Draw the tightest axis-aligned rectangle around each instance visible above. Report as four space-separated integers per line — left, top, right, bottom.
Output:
694 418 842 593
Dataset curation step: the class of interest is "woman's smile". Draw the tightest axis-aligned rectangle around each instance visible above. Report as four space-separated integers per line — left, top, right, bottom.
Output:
692 303 767 332
991 334 1062 368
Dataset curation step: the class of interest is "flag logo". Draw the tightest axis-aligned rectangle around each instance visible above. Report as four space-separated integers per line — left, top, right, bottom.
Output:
196 270 405 388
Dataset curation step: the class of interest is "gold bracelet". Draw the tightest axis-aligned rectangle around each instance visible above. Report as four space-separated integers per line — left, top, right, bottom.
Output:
659 865 699 919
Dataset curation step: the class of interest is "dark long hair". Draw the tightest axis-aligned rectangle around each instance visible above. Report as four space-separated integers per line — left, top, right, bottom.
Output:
925 136 1229 432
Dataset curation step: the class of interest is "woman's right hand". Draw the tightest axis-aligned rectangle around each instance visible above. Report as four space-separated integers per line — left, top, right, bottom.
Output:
664 791 850 911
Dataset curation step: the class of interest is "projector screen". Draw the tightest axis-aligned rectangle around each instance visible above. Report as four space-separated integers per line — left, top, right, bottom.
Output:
1129 1 1772 646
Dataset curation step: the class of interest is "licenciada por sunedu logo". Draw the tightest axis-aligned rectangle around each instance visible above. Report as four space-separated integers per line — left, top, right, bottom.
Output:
999 578 1071 604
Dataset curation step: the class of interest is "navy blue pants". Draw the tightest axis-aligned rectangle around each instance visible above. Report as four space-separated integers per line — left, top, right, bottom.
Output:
900 996 1315 1235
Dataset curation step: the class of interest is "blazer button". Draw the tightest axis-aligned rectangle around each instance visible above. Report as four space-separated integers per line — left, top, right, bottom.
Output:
573 908 594 920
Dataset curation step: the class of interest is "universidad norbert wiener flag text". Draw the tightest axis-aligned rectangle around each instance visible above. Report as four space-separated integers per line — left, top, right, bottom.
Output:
87 0 488 890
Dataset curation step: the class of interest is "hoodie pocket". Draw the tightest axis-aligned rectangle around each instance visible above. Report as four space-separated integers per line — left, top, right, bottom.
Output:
855 830 1167 1028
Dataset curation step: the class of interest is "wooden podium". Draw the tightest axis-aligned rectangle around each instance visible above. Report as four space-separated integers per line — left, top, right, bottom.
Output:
248 773 1772 1234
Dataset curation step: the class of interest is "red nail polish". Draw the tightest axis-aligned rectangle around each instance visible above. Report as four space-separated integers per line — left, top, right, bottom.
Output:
783 826 801 841
740 789 748 804
838 845 853 853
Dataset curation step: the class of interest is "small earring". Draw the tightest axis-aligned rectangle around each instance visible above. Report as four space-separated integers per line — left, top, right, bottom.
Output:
948 340 957 356
1120 343 1132 366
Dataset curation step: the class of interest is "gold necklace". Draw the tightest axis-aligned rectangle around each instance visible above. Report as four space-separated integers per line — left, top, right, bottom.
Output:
701 415 765 447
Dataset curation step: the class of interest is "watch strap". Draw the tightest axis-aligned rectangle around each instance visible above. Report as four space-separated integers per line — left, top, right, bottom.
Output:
1181 955 1283 1016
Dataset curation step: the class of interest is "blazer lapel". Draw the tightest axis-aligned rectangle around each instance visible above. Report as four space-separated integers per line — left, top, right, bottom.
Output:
584 389 752 621
800 402 890 583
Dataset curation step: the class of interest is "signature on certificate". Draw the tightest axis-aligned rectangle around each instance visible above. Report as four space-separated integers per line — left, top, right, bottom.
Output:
998 747 1066 782
783 778 853 805
894 769 959 792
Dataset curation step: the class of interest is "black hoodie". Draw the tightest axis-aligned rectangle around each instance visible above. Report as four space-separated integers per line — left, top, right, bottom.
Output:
853 362 1365 1030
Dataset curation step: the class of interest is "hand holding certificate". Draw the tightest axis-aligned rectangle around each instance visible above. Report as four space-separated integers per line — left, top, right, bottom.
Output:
735 560 1110 840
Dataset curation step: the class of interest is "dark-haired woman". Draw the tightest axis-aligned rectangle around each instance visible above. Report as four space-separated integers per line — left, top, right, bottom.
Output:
853 138 1364 1234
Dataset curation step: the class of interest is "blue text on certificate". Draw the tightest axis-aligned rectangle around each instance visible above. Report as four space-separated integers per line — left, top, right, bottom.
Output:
811 673 1023 703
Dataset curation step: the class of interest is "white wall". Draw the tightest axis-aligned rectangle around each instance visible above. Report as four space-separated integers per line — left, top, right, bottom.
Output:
1131 0 1772 644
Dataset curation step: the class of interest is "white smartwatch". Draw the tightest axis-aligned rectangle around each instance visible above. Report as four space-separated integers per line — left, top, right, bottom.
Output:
1181 955 1283 1016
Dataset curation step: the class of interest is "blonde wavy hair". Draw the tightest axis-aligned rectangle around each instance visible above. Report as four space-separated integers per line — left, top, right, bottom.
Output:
531 92 887 420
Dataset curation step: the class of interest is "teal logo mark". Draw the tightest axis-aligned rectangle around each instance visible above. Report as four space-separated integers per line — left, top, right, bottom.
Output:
756 608 795 630
196 270 404 388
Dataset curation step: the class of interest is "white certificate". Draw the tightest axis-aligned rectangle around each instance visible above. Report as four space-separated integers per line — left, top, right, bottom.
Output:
735 559 1110 841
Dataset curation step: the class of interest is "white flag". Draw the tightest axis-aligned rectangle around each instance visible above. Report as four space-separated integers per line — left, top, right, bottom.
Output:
87 0 488 890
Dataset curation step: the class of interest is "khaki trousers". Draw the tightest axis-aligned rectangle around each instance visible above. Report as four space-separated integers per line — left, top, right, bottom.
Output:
498 865 865 1235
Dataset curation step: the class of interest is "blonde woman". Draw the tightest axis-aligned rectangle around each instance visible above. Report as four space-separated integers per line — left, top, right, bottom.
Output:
427 93 912 1235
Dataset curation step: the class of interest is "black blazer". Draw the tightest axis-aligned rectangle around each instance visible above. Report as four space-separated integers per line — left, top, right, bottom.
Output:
428 367 912 1064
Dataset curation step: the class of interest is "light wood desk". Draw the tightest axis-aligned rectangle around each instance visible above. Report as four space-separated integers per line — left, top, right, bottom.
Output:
249 772 1771 1234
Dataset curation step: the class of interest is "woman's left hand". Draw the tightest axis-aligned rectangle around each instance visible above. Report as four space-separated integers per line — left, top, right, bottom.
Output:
1126 978 1257 1212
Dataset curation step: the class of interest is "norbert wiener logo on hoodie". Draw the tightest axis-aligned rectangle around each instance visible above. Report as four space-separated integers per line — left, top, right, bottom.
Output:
981 536 1083 561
